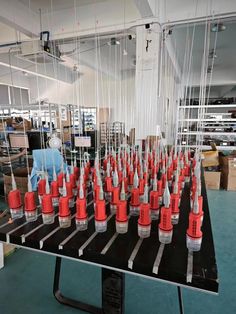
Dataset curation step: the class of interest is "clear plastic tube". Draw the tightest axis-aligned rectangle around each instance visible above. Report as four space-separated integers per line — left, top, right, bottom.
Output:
10 206 23 219
95 220 107 232
25 210 38 222
186 234 202 251
116 221 128 234
59 216 71 228
76 218 88 231
138 224 151 238
42 212 55 224
159 229 173 244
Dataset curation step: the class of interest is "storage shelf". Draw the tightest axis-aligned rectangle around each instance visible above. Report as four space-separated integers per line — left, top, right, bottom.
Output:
178 145 236 151
179 104 236 109
179 118 236 122
179 132 236 136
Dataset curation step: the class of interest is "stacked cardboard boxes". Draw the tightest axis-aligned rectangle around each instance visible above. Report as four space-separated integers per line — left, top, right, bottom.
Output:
220 154 236 191
202 150 221 190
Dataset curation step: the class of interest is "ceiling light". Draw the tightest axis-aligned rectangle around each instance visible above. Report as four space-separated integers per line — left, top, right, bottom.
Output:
123 49 128 56
22 71 29 76
207 66 212 74
211 23 226 32
209 49 217 59
107 38 120 46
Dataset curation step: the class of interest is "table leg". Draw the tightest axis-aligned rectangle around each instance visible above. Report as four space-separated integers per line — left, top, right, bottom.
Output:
177 286 184 314
53 256 102 314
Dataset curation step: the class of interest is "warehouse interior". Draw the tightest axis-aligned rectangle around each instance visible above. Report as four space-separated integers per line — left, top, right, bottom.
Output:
0 1 236 314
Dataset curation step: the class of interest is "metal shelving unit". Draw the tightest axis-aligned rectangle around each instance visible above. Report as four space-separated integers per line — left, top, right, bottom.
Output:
177 100 236 151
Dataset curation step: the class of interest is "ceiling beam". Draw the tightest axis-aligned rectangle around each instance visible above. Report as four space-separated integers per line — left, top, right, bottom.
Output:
133 0 156 18
0 0 40 38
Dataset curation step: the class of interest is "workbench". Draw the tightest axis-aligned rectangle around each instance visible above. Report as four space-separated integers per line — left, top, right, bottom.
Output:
0 180 218 314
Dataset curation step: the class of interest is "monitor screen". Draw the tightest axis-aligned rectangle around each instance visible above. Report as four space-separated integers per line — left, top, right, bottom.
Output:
9 133 29 149
74 136 91 147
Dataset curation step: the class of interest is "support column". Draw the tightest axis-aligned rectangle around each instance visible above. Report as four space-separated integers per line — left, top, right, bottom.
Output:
135 23 161 141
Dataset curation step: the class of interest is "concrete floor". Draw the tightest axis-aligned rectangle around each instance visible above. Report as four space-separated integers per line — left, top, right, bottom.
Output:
0 190 236 314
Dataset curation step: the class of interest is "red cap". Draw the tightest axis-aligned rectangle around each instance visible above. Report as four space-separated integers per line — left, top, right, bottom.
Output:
94 185 101 202
161 174 167 190
184 164 190 177
139 179 145 195
8 189 22 209
59 196 70 217
51 181 59 197
173 158 178 171
76 197 87 220
38 179 46 196
104 177 112 193
128 171 134 185
198 195 203 216
167 167 173 181
111 186 120 205
138 203 151 226
70 173 76 188
116 200 128 222
126 164 130 176
66 181 73 199
187 212 202 239
57 173 64 188
130 188 140 206
103 159 108 171
170 193 180 214
74 166 80 180
149 159 154 170
159 206 173 232
95 199 107 221
157 180 163 195
150 190 159 210
151 166 157 179
143 172 148 184
24 192 36 211
84 166 90 179
41 194 54 214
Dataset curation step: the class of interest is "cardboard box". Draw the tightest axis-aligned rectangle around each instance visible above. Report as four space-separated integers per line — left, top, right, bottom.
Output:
146 135 159 149
204 171 221 190
202 150 219 167
220 154 236 190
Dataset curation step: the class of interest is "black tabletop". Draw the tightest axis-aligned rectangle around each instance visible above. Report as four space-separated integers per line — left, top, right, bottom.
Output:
0 181 218 294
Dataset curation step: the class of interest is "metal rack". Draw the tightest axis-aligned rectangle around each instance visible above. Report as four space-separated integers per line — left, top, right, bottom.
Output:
100 122 125 146
177 100 236 150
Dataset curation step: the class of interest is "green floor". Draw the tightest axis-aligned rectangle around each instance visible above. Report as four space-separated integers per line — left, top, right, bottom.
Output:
0 190 236 314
